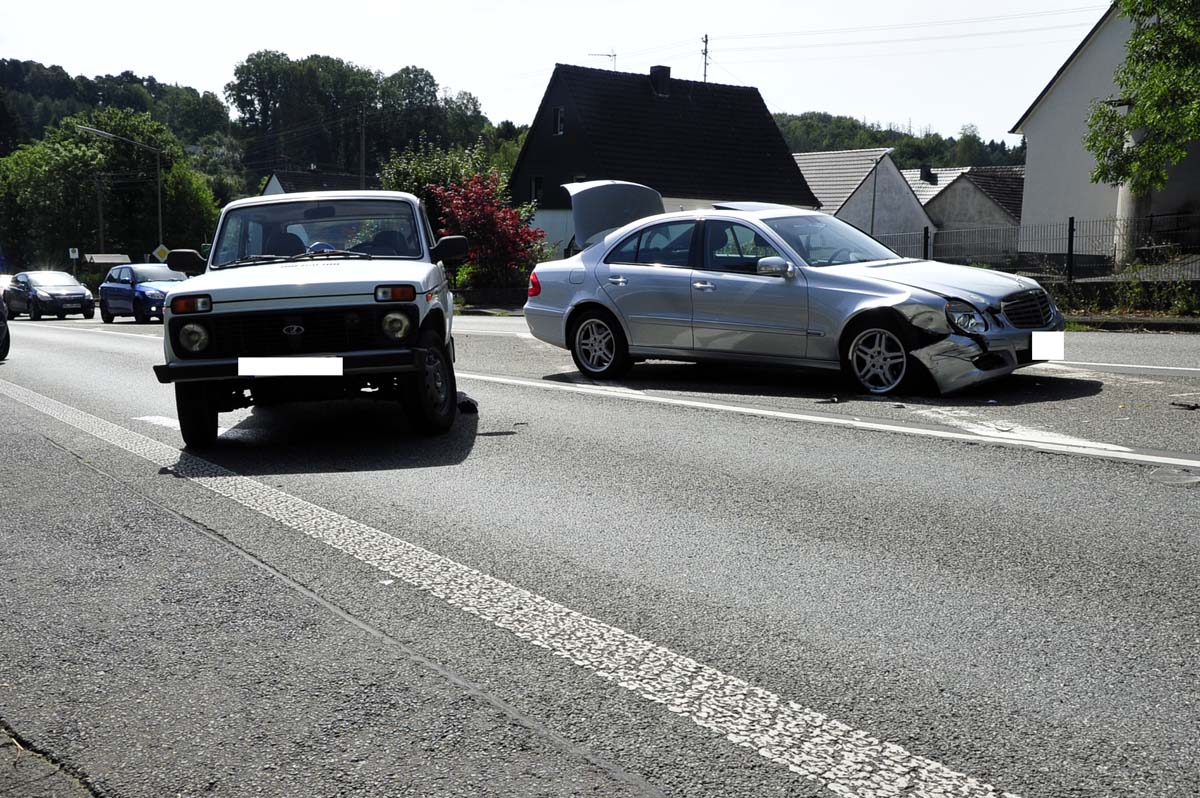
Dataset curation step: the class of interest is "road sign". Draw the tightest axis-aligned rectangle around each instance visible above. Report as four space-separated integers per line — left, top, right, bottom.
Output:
68 247 79 260
153 244 170 262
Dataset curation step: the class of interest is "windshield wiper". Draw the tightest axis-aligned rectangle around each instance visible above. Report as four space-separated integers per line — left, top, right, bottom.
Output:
213 255 297 269
290 250 374 261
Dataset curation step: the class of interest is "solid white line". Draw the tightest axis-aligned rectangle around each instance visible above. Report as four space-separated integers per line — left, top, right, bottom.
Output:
1059 360 1200 373
454 327 536 340
36 323 161 341
457 372 1200 469
0 376 1019 798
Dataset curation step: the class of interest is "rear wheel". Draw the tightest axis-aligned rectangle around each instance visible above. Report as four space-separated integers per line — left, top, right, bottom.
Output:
402 329 457 434
840 317 913 395
175 382 218 449
569 308 631 379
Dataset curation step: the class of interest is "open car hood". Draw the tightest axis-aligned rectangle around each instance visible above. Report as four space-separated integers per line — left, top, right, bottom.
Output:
564 180 664 248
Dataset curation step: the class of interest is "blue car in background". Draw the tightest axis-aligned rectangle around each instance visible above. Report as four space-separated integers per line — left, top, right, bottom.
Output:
98 264 188 323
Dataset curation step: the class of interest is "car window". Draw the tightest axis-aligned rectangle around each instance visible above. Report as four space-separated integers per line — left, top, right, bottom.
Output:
104 270 117 283
605 221 696 267
763 214 897 266
702 221 783 274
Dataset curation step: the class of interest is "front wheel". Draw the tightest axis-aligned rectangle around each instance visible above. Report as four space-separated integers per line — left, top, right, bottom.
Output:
402 329 457 434
83 307 95 320
100 301 114 323
569 309 631 379
840 319 913 395
133 300 150 324
28 301 41 321
0 329 9 361
175 382 218 449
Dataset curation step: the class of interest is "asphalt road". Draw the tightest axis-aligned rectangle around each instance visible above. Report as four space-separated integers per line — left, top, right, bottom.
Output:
1 315 1197 798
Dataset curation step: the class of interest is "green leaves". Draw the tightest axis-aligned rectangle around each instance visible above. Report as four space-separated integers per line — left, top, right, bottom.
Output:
1085 0 1200 193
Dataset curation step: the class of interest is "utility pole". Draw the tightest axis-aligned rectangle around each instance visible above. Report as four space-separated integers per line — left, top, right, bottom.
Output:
359 104 366 190
702 35 710 82
94 175 105 254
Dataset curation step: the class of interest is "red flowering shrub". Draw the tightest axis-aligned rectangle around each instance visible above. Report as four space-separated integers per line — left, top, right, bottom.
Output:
429 172 545 293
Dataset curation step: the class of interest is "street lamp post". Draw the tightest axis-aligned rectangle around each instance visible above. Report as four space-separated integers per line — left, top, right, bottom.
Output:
76 124 163 251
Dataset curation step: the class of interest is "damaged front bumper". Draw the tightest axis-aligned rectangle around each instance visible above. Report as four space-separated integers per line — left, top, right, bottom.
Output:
912 317 1065 394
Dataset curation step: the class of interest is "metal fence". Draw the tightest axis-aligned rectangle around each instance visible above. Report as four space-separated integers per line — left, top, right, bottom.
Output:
875 213 1200 282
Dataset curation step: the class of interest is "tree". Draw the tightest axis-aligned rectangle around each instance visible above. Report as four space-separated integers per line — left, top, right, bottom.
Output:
378 138 489 225
955 124 983 166
1084 0 1200 194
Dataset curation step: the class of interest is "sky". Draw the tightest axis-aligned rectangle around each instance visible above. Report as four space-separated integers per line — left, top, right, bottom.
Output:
0 1 1113 145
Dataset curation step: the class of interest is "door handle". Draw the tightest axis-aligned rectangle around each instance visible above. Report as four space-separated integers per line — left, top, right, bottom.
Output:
608 276 627 286
692 281 716 292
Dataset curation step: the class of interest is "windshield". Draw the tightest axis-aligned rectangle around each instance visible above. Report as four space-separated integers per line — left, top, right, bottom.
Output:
133 266 187 282
211 199 422 268
28 272 80 287
764 215 899 267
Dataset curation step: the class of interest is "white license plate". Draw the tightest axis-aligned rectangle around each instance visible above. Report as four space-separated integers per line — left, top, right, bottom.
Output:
237 357 343 377
63 304 81 309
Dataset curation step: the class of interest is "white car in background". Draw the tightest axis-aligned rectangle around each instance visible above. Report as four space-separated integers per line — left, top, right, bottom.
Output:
153 191 468 448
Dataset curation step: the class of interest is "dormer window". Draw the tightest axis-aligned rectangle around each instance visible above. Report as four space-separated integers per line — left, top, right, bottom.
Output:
552 106 565 135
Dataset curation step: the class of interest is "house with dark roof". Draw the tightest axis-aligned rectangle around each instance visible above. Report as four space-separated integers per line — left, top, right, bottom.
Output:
901 166 1025 230
792 148 932 236
509 64 819 255
1010 4 1198 232
261 170 381 195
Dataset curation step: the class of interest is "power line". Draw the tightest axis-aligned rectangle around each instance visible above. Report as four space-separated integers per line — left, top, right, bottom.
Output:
718 22 1096 54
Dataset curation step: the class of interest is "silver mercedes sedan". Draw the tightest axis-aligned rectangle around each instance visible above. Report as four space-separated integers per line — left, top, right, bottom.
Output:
524 181 1064 395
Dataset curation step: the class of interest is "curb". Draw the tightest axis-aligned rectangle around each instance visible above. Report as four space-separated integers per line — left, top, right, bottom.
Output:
457 306 525 317
1067 314 1200 333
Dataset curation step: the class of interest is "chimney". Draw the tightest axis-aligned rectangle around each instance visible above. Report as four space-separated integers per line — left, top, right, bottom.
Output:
919 164 937 184
649 65 671 97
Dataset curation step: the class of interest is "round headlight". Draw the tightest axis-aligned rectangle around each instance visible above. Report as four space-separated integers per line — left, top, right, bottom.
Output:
178 322 210 353
381 311 411 340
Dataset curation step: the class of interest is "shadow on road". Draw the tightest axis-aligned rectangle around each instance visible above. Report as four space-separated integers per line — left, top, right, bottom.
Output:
178 396 480 476
545 361 1104 408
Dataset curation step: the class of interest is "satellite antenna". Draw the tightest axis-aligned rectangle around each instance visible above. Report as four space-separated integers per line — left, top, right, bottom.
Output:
588 49 617 70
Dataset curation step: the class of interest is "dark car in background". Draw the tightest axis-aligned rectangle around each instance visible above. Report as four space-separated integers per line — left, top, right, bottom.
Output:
3 271 95 320
0 288 10 361
99 264 188 323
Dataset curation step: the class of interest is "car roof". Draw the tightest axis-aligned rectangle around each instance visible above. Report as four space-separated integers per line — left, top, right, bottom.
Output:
222 190 421 212
599 207 825 248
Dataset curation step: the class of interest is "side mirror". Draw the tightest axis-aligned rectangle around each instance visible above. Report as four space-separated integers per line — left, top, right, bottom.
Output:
757 256 794 278
431 235 469 264
166 249 208 276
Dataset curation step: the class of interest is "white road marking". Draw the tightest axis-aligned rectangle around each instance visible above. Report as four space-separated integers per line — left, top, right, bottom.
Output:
1169 392 1200 398
0 376 1019 798
455 327 536 340
1059 360 1200 373
37 323 162 341
134 415 228 436
1024 362 1162 386
910 408 1130 452
458 372 1200 469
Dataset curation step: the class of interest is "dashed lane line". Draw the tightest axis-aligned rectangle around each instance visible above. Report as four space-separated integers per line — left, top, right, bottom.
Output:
0 376 1020 798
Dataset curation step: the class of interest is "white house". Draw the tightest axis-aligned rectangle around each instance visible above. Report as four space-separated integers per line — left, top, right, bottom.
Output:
1011 5 1199 228
792 148 933 237
901 166 1024 230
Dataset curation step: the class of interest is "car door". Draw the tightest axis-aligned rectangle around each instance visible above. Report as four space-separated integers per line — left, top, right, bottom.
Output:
99 269 118 309
115 268 134 313
12 274 30 313
691 219 809 359
594 220 697 350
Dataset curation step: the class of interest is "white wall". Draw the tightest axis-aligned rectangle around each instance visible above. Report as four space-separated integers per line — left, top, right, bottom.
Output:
531 209 573 258
1018 13 1132 228
925 178 1016 230
838 157 933 236
1151 141 1200 217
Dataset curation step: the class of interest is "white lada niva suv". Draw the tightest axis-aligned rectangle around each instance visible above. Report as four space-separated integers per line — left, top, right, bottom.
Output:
153 191 468 448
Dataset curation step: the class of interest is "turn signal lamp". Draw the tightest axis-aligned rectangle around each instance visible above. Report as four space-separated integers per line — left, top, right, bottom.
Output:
375 285 416 302
170 295 211 314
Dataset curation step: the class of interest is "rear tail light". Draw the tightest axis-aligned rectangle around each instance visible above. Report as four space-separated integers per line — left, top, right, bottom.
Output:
528 272 541 298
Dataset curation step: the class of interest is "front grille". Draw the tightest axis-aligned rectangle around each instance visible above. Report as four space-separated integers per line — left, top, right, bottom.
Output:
1000 290 1053 329
171 305 417 359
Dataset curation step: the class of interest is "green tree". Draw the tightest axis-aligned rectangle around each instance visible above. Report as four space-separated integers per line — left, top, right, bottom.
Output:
1084 0 1200 194
378 137 490 224
955 124 984 166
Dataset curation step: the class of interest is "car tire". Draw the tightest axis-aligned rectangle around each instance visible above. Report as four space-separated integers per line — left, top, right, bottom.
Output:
83 307 95 320
175 382 218 449
0 329 9 361
133 300 150 324
569 307 631 379
402 328 457 435
100 302 114 323
839 316 916 396
57 312 66 320
29 301 41 321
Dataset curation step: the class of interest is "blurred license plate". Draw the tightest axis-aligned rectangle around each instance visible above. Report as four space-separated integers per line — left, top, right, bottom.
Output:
64 304 80 309
238 357 343 377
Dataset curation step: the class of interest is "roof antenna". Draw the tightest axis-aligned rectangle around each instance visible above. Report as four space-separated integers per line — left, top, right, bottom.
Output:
702 35 710 82
588 49 617 70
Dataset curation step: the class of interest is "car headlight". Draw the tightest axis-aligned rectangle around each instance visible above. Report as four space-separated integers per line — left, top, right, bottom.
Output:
144 290 165 300
946 300 989 334
381 311 412 340
177 322 210 353
36 290 51 300
83 288 93 299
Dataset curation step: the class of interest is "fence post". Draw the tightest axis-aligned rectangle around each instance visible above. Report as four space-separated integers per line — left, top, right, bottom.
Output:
1067 216 1075 283
922 226 930 260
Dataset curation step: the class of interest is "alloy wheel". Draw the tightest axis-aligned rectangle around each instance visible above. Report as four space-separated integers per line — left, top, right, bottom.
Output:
575 319 615 373
849 328 908 393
